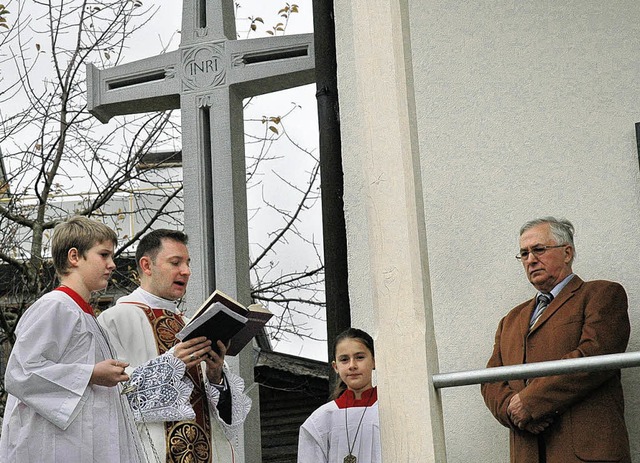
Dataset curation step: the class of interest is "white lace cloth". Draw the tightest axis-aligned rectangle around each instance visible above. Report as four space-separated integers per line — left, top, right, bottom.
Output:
204 365 253 443
123 352 252 440
125 353 195 422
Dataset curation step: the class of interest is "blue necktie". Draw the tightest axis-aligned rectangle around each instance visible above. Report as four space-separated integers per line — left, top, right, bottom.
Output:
529 293 553 330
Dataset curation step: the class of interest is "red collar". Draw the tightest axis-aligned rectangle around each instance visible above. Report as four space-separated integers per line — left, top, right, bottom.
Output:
54 286 95 316
335 387 378 409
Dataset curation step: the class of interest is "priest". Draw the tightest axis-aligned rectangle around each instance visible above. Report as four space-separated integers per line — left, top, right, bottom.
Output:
98 229 252 463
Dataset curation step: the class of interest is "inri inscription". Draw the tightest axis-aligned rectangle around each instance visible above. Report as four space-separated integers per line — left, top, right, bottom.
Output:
182 42 226 91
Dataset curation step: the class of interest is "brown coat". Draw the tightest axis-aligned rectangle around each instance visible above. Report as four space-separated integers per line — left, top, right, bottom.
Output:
481 277 631 463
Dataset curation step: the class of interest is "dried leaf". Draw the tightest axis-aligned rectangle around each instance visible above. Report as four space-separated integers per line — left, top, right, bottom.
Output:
269 126 279 134
35 43 41 51
266 30 274 35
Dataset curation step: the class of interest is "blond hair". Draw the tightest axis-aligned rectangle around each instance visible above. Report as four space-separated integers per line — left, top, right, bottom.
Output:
51 216 118 276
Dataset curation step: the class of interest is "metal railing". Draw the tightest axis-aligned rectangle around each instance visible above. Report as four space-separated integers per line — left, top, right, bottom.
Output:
431 351 640 389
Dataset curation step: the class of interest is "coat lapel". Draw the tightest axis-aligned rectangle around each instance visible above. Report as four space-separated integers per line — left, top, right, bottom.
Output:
528 275 583 334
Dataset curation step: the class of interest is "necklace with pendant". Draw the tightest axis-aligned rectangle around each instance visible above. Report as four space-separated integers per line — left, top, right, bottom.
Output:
344 400 370 463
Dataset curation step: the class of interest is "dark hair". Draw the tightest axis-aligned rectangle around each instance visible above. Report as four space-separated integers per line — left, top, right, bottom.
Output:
135 229 188 272
52 216 118 277
330 328 375 400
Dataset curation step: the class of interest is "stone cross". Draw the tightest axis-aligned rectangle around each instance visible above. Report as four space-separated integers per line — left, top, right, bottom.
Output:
87 1 315 461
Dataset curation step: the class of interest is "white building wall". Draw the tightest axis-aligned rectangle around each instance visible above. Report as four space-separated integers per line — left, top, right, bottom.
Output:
336 1 640 461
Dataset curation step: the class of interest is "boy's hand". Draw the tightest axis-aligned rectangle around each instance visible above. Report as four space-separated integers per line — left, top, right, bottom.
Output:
90 359 130 387
174 336 213 369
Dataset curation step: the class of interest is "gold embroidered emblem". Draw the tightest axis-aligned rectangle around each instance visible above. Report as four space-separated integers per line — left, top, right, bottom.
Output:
168 422 210 463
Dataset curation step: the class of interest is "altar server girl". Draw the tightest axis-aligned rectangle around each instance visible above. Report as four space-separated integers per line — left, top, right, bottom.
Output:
298 328 381 463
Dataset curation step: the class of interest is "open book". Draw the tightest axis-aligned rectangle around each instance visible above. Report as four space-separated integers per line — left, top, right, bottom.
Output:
176 290 273 356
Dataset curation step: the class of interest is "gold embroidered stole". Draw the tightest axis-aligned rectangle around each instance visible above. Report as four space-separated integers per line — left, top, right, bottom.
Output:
140 306 213 463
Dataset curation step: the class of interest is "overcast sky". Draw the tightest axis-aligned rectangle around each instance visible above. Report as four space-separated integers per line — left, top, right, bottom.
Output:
1 0 327 361
130 0 327 361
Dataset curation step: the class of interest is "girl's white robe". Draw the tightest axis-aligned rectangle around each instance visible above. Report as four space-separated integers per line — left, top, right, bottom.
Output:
298 388 380 463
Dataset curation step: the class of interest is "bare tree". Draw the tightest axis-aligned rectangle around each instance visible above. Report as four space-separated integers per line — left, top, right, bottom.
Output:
237 2 326 351
0 0 183 346
0 0 325 399
244 101 325 346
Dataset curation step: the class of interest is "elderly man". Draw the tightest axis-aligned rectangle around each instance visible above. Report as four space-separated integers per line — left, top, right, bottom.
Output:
481 217 631 463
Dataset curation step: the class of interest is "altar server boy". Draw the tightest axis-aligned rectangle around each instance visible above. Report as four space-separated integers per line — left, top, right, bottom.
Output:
0 216 145 462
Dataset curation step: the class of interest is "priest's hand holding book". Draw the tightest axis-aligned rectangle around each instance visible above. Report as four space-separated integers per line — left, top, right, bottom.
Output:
173 336 215 369
202 340 228 385
173 336 228 384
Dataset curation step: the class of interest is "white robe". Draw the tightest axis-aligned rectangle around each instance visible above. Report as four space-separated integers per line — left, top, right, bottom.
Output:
298 388 381 463
0 290 145 463
97 288 252 463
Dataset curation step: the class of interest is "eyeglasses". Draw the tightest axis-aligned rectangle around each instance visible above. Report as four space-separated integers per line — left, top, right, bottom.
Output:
516 245 566 261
